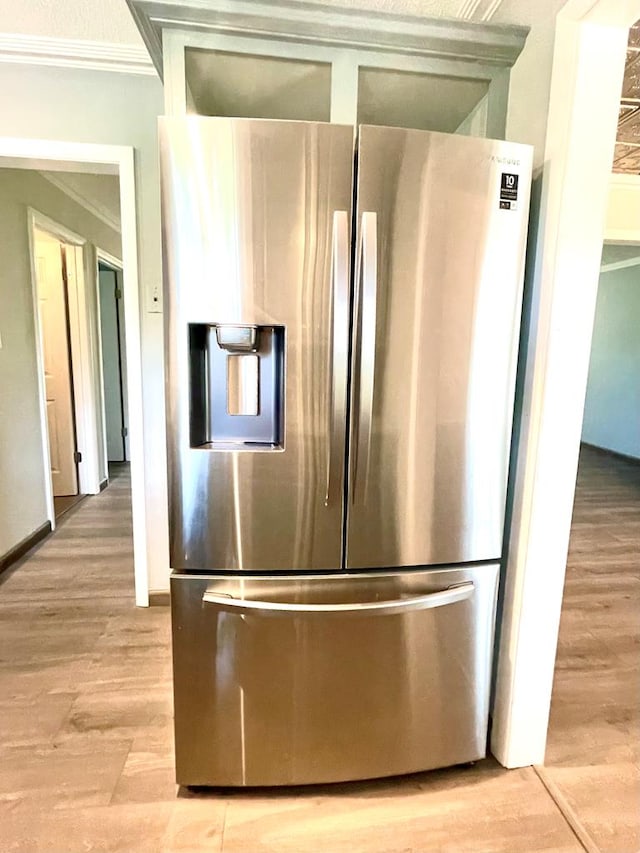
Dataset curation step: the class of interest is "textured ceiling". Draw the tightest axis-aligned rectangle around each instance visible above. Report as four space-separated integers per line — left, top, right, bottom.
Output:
278 0 502 17
0 0 514 47
614 20 640 174
39 171 121 231
0 0 143 44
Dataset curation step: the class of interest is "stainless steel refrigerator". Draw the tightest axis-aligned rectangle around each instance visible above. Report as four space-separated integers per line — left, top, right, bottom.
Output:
160 116 532 787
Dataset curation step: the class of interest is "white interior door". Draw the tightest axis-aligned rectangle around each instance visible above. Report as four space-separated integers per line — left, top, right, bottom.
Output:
35 229 78 497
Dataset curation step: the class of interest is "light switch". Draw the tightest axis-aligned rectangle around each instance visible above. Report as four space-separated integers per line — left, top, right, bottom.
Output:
148 282 162 313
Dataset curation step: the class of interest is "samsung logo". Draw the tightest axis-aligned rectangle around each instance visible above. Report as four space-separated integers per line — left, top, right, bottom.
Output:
490 156 521 166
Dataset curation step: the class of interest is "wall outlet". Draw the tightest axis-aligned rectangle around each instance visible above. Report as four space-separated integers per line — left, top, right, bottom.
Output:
149 282 163 313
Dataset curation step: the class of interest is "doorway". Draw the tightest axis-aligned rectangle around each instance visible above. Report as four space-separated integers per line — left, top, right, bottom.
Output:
97 259 129 468
540 240 640 849
0 139 147 605
33 225 85 520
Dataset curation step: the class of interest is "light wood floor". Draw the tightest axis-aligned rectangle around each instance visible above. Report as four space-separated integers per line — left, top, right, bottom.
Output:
541 445 640 852
0 449 637 852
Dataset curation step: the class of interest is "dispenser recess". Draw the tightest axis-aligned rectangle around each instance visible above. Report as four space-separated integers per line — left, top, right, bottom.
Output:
189 323 284 450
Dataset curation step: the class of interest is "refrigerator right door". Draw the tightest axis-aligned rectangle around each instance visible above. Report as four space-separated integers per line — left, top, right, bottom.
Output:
346 126 533 570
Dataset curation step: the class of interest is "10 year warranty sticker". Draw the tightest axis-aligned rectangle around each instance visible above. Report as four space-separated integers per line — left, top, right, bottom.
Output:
499 172 519 211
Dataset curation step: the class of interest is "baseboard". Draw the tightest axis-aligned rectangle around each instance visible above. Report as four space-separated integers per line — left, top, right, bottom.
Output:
581 442 640 465
0 521 52 576
149 590 170 606
99 478 109 492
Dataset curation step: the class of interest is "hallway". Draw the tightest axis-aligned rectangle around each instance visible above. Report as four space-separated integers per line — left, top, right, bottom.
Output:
541 445 640 850
0 454 637 852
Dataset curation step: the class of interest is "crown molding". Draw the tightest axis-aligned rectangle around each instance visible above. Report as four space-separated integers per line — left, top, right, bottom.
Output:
0 33 155 76
39 171 121 234
126 0 528 79
600 256 640 273
457 0 506 22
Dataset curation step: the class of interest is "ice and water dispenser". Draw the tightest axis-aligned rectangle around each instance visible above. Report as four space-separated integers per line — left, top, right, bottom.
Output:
189 323 284 450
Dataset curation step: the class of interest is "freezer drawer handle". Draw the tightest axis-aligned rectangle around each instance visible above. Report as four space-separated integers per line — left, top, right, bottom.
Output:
202 581 474 616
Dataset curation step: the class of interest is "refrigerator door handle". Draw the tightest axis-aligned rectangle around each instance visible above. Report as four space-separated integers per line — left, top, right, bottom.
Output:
351 211 378 503
325 210 350 507
202 581 474 616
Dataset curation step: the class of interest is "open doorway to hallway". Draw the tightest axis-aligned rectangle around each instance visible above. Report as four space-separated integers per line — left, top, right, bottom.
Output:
32 225 84 520
0 139 147 605
23 166 127 529
96 256 131 501
540 239 640 849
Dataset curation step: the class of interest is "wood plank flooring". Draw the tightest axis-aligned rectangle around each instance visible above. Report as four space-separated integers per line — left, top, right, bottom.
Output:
0 449 637 852
542 445 640 853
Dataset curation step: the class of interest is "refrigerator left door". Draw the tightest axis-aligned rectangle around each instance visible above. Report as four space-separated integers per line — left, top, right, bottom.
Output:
160 117 354 571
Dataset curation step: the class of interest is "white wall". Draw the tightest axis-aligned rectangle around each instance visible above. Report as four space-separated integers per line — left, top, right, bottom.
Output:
41 171 122 231
0 167 121 556
0 63 168 590
493 0 570 170
581 264 640 458
605 174 640 242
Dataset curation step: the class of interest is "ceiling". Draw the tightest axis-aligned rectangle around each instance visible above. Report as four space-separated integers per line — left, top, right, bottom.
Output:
601 243 640 266
0 0 516 48
614 20 640 174
0 0 144 45
39 171 121 232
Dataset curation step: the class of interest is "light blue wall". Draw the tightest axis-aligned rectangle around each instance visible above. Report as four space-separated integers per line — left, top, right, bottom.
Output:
581 264 640 459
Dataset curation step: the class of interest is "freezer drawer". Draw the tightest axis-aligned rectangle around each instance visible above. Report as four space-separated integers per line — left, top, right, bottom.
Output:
171 564 499 787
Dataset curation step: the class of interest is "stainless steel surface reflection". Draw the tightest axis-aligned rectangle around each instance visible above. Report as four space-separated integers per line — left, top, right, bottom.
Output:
347 126 532 569
171 564 499 787
160 118 354 571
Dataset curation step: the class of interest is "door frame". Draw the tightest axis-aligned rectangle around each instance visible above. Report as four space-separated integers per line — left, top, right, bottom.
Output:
95 249 126 475
491 0 640 767
30 213 93 502
0 139 149 606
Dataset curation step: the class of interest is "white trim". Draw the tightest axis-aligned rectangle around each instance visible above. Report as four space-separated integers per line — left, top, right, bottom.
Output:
491 0 640 768
94 253 109 491
609 173 640 188
39 171 121 233
604 228 640 243
457 0 506 21
162 29 189 116
604 174 640 244
0 34 155 76
29 212 102 498
481 0 506 21
0 138 149 607
95 249 126 483
96 249 123 272
600 256 640 272
65 242 101 494
29 208 85 245
118 148 150 607
27 218 55 531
